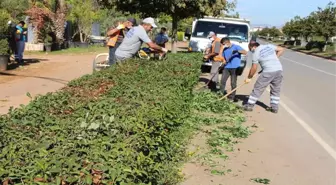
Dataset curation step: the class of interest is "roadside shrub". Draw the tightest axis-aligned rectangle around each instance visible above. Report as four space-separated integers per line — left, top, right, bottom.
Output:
284 40 301 46
0 53 203 184
305 41 326 51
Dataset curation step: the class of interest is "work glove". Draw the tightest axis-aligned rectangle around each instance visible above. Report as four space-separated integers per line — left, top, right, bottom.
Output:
244 78 252 84
117 24 125 30
162 48 168 53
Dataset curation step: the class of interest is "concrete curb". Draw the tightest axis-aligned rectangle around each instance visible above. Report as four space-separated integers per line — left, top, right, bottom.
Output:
282 46 336 62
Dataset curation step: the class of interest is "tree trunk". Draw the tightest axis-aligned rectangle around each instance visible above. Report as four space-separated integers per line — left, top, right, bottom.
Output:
171 15 178 54
80 31 84 43
52 0 67 44
323 36 328 52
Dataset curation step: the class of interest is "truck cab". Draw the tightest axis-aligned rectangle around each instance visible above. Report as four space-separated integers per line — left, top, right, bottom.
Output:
188 17 251 70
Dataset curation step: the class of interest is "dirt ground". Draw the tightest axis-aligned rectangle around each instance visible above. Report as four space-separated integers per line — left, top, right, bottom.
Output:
0 53 97 114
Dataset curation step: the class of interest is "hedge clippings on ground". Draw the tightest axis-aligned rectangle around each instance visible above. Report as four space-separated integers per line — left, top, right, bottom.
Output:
0 53 246 184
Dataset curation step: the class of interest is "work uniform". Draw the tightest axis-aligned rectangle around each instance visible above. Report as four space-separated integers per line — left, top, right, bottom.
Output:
247 44 283 110
221 44 244 99
208 37 223 90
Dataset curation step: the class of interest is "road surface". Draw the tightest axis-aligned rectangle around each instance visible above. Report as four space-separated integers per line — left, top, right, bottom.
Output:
183 40 336 185
259 39 336 149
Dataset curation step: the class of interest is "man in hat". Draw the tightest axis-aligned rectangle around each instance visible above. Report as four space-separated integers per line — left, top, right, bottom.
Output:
203 31 224 91
106 18 137 65
115 17 168 62
244 41 285 113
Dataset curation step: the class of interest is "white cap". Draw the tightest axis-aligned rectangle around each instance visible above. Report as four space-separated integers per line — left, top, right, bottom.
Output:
7 20 12 25
142 17 157 28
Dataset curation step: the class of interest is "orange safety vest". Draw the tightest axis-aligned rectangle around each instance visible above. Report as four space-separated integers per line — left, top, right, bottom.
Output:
106 24 125 47
211 37 225 63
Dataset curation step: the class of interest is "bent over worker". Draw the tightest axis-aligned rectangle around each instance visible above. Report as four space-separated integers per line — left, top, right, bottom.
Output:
244 41 285 113
115 17 168 62
203 31 223 91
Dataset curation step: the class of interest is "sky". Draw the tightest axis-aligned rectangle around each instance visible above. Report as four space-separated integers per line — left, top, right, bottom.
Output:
235 0 334 27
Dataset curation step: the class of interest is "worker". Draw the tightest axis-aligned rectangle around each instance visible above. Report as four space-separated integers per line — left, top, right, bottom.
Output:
155 27 169 48
115 17 168 62
244 41 285 113
106 18 137 65
15 21 27 65
220 37 248 101
203 31 223 91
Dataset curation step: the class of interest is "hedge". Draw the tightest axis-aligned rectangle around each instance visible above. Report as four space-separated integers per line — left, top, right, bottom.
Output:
0 53 244 184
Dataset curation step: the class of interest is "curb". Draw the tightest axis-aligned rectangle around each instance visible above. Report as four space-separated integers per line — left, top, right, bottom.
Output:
262 39 336 62
280 45 336 62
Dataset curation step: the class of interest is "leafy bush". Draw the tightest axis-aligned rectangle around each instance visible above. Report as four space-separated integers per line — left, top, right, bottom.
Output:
0 53 199 184
305 41 326 51
0 9 10 55
0 53 245 184
0 39 9 55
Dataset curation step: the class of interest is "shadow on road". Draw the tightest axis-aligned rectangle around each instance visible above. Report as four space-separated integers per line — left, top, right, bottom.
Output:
7 58 49 71
235 94 269 110
0 71 68 85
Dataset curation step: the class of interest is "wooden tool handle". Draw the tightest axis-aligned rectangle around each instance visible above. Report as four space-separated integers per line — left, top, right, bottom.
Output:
218 82 247 101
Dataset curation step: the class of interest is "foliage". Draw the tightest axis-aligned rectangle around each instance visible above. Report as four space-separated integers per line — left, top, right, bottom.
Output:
0 0 29 21
44 34 53 44
0 53 206 184
0 39 9 55
282 16 302 40
256 26 282 38
67 0 102 42
26 0 68 43
98 9 140 36
314 2 336 41
187 91 249 175
282 1 336 50
0 9 10 55
108 0 236 53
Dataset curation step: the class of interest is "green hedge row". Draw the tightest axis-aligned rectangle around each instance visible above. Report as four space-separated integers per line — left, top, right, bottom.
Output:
0 53 203 184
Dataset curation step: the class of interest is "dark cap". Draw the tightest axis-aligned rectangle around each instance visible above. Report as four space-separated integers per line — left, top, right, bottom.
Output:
127 18 137 26
19 21 25 25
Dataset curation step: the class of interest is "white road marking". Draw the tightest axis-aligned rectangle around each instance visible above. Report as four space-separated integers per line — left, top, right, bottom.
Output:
281 56 336 77
266 89 336 161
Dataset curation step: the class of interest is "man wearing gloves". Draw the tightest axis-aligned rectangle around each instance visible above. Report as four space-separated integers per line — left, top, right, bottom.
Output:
244 41 285 113
203 31 223 91
220 37 247 101
106 18 137 65
115 17 168 62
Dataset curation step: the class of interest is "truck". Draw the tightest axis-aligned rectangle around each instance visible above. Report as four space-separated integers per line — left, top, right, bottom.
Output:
188 16 251 73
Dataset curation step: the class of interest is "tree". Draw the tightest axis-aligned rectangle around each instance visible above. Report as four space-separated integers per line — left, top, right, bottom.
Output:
67 0 102 43
299 14 316 42
282 16 302 45
26 0 68 44
0 0 29 21
314 2 336 51
103 0 236 53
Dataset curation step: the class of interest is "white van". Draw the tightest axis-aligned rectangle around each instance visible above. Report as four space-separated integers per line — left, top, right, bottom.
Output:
188 17 251 69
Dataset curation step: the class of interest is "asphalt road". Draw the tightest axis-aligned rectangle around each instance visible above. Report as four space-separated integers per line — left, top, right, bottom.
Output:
257 39 336 150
